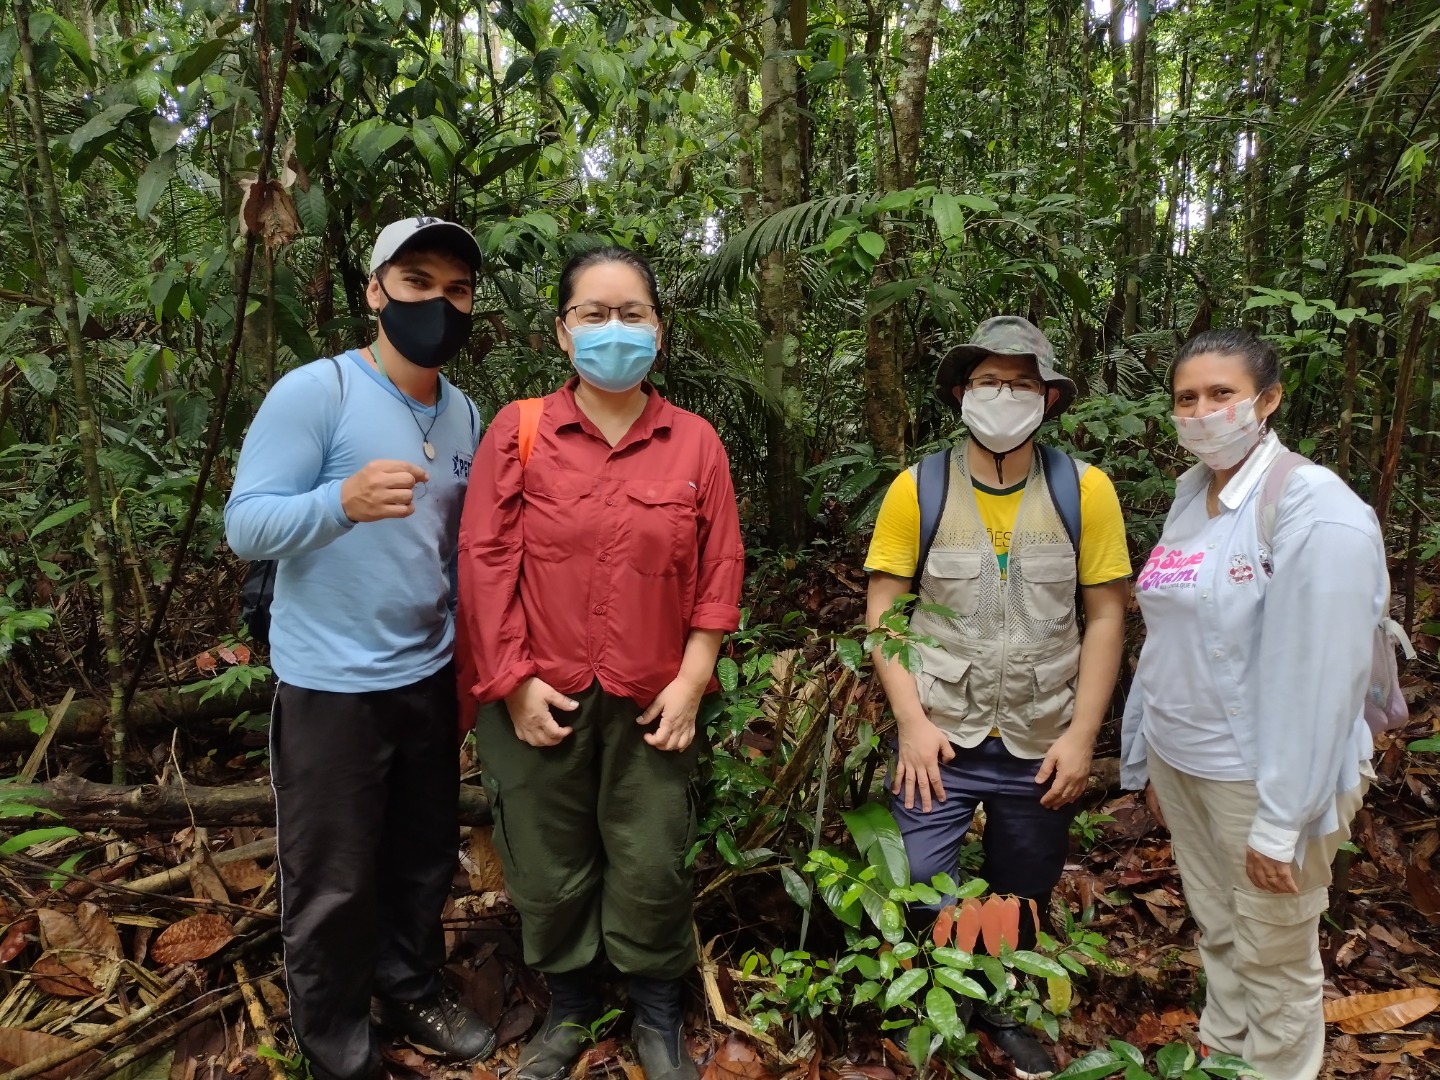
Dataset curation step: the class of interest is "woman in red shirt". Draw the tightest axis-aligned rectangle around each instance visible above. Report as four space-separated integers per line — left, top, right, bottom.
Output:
456 248 744 1080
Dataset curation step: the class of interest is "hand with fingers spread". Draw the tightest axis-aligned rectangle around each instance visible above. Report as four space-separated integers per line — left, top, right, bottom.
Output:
341 459 430 522
1035 727 1094 809
637 674 706 752
892 711 955 813
504 677 579 747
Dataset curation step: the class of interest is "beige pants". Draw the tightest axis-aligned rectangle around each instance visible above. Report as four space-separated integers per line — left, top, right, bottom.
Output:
1148 755 1364 1080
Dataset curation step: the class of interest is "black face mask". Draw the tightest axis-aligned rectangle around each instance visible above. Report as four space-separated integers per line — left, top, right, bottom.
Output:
377 280 472 369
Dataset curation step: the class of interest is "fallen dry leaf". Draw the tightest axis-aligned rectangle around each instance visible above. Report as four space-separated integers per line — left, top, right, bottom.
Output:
1323 988 1440 1034
218 859 269 895
29 954 97 998
0 918 34 964
1405 861 1440 922
151 914 236 966
467 827 507 894
1357 1036 1439 1063
0 1026 101 1080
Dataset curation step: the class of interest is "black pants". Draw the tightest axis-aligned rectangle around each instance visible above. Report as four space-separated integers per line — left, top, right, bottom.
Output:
271 664 459 1080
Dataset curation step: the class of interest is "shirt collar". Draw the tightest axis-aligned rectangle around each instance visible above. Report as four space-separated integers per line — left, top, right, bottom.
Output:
1217 430 1284 510
552 377 674 445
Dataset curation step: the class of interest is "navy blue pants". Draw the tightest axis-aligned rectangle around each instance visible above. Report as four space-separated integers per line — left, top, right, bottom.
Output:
891 736 1076 949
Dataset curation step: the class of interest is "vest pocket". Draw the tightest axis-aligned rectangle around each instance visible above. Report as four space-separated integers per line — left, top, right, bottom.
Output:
917 649 973 725
1020 550 1077 622
1030 649 1079 728
924 550 986 618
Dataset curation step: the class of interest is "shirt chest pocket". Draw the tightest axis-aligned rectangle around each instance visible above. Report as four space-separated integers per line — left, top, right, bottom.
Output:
624 481 699 576
923 550 986 618
523 469 597 561
1019 548 1077 622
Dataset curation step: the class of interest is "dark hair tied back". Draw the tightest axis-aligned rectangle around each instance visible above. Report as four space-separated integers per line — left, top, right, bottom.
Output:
557 246 662 319
1173 329 1281 393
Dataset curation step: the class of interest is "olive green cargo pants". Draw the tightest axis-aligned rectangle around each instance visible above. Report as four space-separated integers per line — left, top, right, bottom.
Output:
474 681 702 979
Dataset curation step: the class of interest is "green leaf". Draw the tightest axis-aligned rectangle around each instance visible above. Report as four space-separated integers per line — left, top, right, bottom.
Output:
841 802 909 889
1009 950 1069 979
835 636 865 672
882 967 929 1010
780 865 810 911
30 501 89 538
931 947 973 968
149 116 184 156
0 826 80 855
878 899 905 944
1155 1043 1196 1079
924 985 963 1041
1107 1042 1145 1067
173 37 229 86
294 184 329 235
716 656 740 692
930 191 965 240
1051 1049 1125 1080
136 149 178 221
67 103 139 155
1407 735 1440 752
954 193 999 212
933 966 987 1000
853 980 881 1006
857 231 885 258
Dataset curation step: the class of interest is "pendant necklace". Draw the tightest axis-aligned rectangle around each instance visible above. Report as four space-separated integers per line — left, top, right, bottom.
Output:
370 344 441 461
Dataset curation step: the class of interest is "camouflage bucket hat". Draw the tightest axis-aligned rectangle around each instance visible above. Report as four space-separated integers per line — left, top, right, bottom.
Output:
935 315 1078 420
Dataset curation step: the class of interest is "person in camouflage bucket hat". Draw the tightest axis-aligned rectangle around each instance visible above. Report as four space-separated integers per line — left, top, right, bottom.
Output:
857 316 1132 1078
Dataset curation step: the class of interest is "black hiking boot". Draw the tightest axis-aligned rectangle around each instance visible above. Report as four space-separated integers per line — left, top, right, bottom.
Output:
629 976 696 1080
374 989 497 1061
516 972 602 1080
975 1006 1055 1080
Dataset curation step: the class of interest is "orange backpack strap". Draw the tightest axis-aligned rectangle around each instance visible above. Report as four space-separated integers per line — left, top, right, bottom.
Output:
516 397 544 466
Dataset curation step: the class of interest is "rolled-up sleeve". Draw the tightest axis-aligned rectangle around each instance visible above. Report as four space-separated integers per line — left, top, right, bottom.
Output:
456 403 539 708
690 438 744 632
1251 489 1383 862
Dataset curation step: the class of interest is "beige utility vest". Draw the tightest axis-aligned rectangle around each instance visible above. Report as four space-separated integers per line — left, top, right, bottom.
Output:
909 443 1083 760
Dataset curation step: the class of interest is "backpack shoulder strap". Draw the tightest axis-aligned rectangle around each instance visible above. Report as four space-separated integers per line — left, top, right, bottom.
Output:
1257 451 1309 551
516 397 545 467
912 448 951 590
1038 444 1083 557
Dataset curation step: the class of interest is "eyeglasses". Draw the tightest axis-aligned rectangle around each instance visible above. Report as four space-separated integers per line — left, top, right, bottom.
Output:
966 375 1045 400
563 302 659 327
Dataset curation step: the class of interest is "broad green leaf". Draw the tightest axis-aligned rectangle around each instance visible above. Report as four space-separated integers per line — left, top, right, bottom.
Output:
716 656 740 692
1155 1043 1196 1079
1045 975 1072 1014
30 500 89 538
931 947 974 968
857 231 885 258
1107 1041 1145 1067
779 865 810 911
1051 1049 1125 1080
67 103 140 154
295 185 329 235
841 802 909 889
835 636 865 672
924 985 963 1041
853 980 881 1006
878 899 905 944
1010 950 1069 979
933 966 987 999
136 149 178 221
173 37 229 86
1408 735 1440 752
882 967 929 1010
953 193 999 212
931 191 965 240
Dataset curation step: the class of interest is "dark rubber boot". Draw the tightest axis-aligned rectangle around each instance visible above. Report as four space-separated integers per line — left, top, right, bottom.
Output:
516 972 601 1080
629 977 696 1080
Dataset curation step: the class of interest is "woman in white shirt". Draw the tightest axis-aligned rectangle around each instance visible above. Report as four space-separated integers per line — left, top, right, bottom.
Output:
1121 329 1386 1080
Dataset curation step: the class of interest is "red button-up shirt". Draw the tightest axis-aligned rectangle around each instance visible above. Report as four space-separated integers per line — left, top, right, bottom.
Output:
456 380 745 711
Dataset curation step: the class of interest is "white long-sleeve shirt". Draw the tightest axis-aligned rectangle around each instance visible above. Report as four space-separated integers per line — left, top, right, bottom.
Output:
1121 433 1385 865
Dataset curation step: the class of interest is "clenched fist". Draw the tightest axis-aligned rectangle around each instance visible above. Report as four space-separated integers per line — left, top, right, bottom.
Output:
340 460 429 522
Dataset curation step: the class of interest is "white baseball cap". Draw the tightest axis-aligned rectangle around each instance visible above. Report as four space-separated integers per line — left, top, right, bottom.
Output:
368 216 483 274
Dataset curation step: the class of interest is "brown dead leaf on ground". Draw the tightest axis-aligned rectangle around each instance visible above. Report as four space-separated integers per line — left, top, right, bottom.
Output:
1357 1037 1440 1063
29 953 97 998
151 913 235 965
0 918 33 964
467 828 507 894
219 859 269 895
1404 861 1440 923
1324 988 1440 1034
0 1026 102 1079
700 1035 769 1080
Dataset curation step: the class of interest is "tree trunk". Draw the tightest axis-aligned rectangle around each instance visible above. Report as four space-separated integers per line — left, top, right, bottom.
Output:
14 0 129 781
758 7 807 546
0 684 275 749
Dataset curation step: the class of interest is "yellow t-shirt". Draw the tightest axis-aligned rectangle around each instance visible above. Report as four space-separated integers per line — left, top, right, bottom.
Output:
865 460 1133 584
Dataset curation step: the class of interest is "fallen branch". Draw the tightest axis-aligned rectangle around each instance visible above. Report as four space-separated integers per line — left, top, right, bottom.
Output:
235 957 286 1080
74 986 245 1080
0 685 273 749
18 774 493 828
0 966 197 1080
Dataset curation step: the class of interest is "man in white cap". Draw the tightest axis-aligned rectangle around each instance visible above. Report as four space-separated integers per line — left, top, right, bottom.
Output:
226 217 495 1079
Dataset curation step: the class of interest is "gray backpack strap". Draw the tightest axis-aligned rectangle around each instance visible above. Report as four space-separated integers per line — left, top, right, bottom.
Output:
913 449 951 591
1256 451 1309 556
1038 444 1083 558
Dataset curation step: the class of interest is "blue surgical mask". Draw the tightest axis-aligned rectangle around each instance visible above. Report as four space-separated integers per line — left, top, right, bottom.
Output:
569 320 657 392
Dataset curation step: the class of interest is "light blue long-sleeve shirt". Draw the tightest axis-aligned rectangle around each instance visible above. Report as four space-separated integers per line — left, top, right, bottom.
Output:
1121 434 1385 864
225 351 481 692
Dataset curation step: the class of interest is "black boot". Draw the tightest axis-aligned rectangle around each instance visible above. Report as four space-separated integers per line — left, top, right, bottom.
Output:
974 1005 1055 1080
629 977 696 1080
373 989 497 1061
516 971 602 1080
